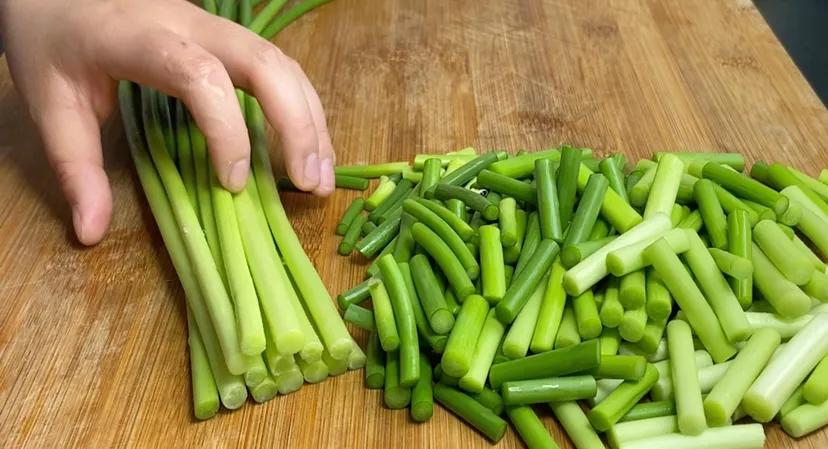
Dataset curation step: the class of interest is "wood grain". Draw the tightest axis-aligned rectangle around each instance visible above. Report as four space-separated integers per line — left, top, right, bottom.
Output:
1 0 827 447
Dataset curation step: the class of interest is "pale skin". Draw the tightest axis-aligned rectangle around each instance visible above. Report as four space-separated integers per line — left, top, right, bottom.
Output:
0 0 336 245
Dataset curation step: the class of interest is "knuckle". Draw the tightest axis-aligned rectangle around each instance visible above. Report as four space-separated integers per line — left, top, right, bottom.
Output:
283 56 302 73
280 117 318 158
252 43 285 66
52 159 82 188
185 55 224 86
296 127 320 154
163 40 225 95
316 124 331 139
291 116 318 138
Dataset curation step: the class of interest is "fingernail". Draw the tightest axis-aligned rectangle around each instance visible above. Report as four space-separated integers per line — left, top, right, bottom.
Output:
303 153 321 188
226 158 249 192
318 157 334 196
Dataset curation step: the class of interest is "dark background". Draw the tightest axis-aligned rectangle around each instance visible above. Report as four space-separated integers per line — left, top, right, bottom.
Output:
0 1 825 104
755 0 827 104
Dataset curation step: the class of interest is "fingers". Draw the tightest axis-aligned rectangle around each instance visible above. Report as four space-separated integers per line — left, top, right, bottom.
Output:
101 28 250 192
34 86 112 246
188 17 329 193
289 62 336 196
99 5 334 195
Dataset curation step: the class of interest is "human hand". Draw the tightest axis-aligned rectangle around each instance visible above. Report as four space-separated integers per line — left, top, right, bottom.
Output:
0 0 335 245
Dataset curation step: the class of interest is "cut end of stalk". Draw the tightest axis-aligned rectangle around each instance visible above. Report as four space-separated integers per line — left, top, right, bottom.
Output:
774 196 791 218
730 259 754 280
328 338 356 361
678 414 707 436
411 402 434 422
483 293 505 305
241 336 267 357
605 255 627 277
441 358 471 379
366 373 385 389
587 410 613 432
194 399 220 420
302 363 330 383
494 303 517 324
803 384 828 405
251 379 280 403
580 318 603 340
276 369 304 395
779 291 812 319
562 274 583 297
647 304 672 322
385 388 412 409
483 204 499 221
781 406 818 438
338 242 354 256
779 203 802 227
301 343 325 363
561 247 582 269
431 335 449 353
244 365 268 387
220 384 249 410
457 377 484 395
431 310 456 335
781 420 806 438
455 285 477 302
741 391 775 423
380 335 401 352
276 330 307 357
225 351 255 377
502 235 517 248
703 398 729 428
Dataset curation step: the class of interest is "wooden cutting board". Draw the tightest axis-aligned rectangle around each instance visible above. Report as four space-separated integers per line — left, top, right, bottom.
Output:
1 0 827 447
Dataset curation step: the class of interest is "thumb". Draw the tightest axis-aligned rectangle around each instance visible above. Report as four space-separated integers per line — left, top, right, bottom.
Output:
35 91 112 246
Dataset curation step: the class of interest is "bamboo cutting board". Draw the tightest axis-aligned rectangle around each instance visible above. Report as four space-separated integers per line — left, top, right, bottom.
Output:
1 0 827 447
